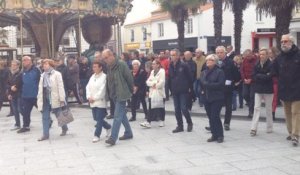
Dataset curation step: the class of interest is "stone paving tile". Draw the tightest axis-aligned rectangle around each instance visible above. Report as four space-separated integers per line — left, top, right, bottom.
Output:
0 106 298 175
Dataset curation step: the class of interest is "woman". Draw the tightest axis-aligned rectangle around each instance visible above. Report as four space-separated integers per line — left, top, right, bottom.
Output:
200 54 225 143
129 60 148 122
232 55 243 110
268 47 279 120
250 48 274 136
140 60 166 128
8 60 22 130
86 61 111 143
37 59 68 141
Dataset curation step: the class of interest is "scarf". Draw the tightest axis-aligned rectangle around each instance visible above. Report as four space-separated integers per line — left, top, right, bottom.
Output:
43 68 54 91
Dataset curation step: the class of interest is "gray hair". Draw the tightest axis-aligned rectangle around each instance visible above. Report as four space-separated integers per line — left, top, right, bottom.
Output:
11 59 21 66
206 54 218 61
215 46 227 53
132 59 141 67
282 34 295 44
171 49 180 56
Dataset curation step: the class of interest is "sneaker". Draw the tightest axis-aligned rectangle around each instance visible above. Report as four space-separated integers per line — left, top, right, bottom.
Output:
159 121 165 127
224 124 230 131
140 121 151 128
187 124 193 132
17 127 30 133
106 114 114 119
10 125 20 131
119 135 133 140
106 128 111 138
105 137 116 146
292 137 299 147
172 127 184 133
92 136 100 143
286 135 292 141
60 129 68 136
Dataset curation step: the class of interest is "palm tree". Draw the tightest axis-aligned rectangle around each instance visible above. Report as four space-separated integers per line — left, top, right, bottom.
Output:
256 0 299 49
225 0 250 55
213 0 223 47
152 0 206 53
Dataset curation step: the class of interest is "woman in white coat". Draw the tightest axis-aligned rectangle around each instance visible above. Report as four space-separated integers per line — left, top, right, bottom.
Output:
140 60 166 128
86 61 111 143
37 59 67 141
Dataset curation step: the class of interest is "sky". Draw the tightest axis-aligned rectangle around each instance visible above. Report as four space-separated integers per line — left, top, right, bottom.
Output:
124 0 158 25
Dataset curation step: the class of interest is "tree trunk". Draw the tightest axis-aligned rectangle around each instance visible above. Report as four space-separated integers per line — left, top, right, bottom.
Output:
177 17 185 53
275 5 293 50
213 0 223 47
233 3 243 55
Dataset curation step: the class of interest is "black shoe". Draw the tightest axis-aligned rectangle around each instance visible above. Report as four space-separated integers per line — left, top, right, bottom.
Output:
6 113 14 117
106 114 114 119
187 124 193 132
239 105 243 109
205 126 211 131
247 113 253 119
232 108 236 111
49 119 53 128
119 135 133 140
172 127 184 133
286 135 292 141
129 117 136 122
60 129 68 136
105 137 116 145
200 104 204 107
207 136 217 142
224 124 230 131
217 137 224 143
272 112 276 121
292 138 298 147
17 127 30 133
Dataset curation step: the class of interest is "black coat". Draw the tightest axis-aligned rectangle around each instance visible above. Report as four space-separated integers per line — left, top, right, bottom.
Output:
218 57 239 92
133 68 147 97
0 68 10 101
169 60 192 95
8 71 22 98
252 59 273 94
273 45 300 101
200 66 225 103
56 64 68 91
185 59 197 82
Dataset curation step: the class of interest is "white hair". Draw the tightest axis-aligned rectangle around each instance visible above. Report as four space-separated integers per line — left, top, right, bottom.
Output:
215 46 227 53
132 59 141 67
206 54 218 61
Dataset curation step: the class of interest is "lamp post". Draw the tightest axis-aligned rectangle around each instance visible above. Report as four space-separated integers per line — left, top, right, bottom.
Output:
14 0 23 59
78 0 87 57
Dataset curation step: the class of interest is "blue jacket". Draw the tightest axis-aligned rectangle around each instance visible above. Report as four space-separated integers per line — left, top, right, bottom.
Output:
22 66 40 98
200 66 225 103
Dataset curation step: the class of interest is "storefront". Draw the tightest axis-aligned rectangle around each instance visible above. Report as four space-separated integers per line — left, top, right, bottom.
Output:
124 41 152 53
251 28 276 51
152 37 198 53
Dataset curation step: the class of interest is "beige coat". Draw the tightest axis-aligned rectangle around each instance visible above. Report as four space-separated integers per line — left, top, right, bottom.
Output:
86 72 107 108
37 70 65 111
146 68 166 99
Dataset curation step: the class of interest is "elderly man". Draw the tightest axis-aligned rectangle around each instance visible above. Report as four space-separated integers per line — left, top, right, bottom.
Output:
102 49 134 146
216 46 239 131
273 34 300 146
18 56 41 133
193 48 206 107
169 49 193 133
184 51 197 110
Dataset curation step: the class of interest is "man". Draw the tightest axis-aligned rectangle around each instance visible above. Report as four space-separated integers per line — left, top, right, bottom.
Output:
18 56 40 133
193 48 206 107
273 34 300 146
169 49 193 133
226 45 235 60
102 49 134 146
55 56 69 96
216 46 239 131
241 49 257 118
184 51 197 110
159 51 170 100
139 52 147 70
66 55 83 104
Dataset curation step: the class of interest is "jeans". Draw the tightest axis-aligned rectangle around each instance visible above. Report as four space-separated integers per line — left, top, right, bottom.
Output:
92 107 111 137
194 79 203 105
173 93 193 128
110 101 133 142
204 100 224 138
80 79 89 101
243 83 254 114
12 97 21 127
43 99 68 137
20 97 37 128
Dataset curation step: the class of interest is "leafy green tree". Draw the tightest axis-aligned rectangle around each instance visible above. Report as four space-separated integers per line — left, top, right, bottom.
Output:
153 0 206 52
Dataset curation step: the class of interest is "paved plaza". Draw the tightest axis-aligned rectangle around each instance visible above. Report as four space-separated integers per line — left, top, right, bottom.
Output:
0 100 299 175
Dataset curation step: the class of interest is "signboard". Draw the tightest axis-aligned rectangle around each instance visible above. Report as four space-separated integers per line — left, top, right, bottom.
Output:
63 47 78 53
257 28 275 33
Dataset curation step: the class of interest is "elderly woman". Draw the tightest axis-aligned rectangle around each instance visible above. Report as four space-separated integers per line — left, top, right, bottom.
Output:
200 54 225 143
37 59 67 141
250 48 274 136
86 61 111 143
129 60 148 121
140 59 166 128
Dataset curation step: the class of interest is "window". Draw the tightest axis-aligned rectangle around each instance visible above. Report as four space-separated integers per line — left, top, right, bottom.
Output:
142 27 147 41
130 29 134 42
256 10 262 22
158 23 164 37
186 18 193 34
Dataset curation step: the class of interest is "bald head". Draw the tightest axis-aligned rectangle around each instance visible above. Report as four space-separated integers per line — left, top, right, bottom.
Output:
102 49 115 66
184 51 192 61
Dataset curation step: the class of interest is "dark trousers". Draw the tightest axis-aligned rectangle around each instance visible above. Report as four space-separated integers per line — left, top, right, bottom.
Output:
204 100 224 138
131 94 147 119
92 107 111 137
80 78 89 101
110 99 115 116
165 77 170 99
12 97 21 127
69 83 82 104
20 97 37 128
243 83 254 114
173 93 193 128
224 89 233 125
147 98 165 123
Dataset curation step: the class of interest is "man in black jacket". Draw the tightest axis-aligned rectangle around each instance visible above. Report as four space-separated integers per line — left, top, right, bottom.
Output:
273 34 300 146
216 46 239 131
184 51 197 110
169 49 193 133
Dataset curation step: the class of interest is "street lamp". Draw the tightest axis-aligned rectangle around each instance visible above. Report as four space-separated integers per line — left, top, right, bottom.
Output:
78 0 88 57
14 0 23 59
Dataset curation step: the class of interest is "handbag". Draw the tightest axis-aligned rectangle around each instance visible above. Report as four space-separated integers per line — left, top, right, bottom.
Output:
56 106 74 127
150 89 164 109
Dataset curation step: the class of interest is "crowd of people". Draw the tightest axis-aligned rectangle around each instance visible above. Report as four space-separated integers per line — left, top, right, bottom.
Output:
0 34 299 147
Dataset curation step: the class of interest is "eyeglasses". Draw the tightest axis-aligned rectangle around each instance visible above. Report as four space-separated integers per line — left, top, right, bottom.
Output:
281 40 290 44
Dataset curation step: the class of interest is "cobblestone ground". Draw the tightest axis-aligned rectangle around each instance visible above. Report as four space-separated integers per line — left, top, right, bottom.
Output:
0 104 299 175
